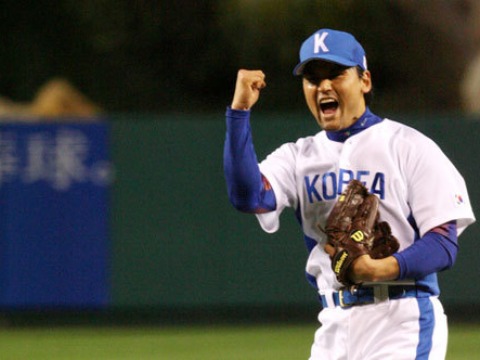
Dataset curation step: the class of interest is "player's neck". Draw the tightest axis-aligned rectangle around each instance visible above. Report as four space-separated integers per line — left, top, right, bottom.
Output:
326 108 382 143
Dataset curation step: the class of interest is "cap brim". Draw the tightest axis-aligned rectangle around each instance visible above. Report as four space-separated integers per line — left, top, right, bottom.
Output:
293 55 358 76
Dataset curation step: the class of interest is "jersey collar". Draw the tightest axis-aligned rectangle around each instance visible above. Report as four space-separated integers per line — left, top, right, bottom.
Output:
326 107 383 143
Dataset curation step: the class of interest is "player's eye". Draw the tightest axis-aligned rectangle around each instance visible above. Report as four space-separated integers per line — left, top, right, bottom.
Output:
329 68 347 79
305 76 322 85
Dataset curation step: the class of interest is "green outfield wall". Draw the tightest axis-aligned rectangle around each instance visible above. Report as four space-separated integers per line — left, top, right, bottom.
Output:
110 111 480 309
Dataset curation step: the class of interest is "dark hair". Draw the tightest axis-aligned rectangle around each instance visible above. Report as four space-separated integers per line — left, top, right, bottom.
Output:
356 66 373 106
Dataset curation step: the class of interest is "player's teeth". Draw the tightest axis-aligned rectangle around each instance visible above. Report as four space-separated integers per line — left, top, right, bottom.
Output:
320 100 339 112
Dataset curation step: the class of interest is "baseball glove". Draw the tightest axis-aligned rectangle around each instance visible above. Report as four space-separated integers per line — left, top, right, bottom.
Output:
321 179 399 286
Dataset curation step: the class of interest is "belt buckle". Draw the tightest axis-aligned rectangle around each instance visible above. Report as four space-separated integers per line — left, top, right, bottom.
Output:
373 284 389 304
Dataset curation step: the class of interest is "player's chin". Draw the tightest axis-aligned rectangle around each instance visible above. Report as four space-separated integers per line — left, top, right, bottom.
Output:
318 116 342 131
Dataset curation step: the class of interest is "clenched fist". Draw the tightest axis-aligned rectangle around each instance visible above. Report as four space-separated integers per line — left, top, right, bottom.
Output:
231 69 266 110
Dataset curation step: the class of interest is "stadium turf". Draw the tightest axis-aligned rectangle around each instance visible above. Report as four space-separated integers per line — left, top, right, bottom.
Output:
0 323 477 359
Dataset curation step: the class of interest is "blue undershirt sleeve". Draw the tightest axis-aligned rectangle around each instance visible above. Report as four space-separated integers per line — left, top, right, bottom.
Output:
393 221 458 280
223 107 276 213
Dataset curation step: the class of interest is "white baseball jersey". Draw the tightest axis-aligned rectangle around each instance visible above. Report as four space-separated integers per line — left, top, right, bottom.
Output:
256 118 475 296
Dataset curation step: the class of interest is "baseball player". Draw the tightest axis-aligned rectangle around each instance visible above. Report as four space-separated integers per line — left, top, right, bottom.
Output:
223 28 476 359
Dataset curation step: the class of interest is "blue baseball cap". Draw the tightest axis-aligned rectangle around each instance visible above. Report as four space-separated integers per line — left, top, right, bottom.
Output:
293 29 367 76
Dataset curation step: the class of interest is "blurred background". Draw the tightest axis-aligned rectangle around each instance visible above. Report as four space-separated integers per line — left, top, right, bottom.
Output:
1 0 480 115
0 0 478 332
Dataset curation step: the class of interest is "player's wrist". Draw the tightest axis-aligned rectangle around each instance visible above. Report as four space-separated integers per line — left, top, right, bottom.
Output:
351 255 399 283
230 102 251 111
349 255 375 283
227 105 251 114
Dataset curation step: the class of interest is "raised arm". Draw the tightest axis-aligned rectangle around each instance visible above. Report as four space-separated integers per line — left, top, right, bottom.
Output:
223 70 276 213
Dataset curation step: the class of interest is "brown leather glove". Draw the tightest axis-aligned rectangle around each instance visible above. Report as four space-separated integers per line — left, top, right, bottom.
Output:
321 180 400 286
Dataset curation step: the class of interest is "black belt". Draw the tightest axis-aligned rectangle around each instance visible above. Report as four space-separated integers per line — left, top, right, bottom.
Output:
321 285 428 308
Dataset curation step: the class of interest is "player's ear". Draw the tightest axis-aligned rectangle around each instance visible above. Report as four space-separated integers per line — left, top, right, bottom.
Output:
361 70 372 94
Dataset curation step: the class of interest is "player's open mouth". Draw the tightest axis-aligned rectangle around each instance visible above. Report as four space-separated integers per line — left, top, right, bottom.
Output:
319 99 339 116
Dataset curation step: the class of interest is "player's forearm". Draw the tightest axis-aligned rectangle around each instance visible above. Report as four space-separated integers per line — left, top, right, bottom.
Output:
223 107 276 212
350 255 400 283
